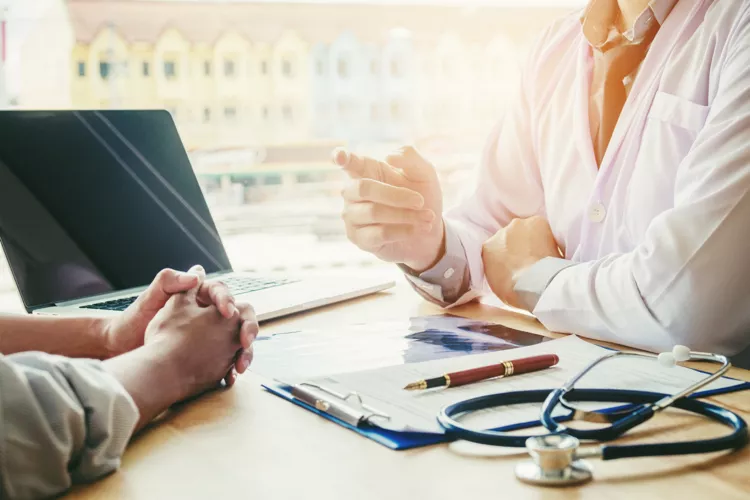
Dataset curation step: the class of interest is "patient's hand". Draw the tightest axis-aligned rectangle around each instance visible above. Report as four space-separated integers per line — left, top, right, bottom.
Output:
104 265 257 384
104 284 257 431
143 286 249 401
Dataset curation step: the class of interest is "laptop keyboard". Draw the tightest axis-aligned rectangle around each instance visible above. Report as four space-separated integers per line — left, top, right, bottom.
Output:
81 296 138 311
80 276 299 312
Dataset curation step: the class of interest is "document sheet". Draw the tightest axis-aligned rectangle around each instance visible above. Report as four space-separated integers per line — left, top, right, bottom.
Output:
287 336 743 434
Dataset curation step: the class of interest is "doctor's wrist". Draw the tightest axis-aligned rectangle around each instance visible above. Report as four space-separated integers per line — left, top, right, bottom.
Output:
402 220 446 273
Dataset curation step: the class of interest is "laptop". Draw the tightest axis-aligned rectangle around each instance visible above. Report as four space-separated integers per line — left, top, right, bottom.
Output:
0 110 394 320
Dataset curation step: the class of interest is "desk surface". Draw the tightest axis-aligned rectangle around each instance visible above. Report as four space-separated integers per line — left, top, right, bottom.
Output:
68 283 750 500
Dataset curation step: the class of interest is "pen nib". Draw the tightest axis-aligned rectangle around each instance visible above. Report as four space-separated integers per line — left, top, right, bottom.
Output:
403 381 426 391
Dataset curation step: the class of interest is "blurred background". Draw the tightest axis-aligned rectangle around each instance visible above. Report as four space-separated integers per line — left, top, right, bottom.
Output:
0 0 583 312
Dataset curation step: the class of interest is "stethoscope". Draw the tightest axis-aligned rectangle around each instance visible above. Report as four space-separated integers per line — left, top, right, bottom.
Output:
437 346 749 486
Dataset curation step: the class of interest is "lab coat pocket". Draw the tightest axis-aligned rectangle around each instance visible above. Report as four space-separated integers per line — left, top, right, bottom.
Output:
625 92 710 241
647 91 710 132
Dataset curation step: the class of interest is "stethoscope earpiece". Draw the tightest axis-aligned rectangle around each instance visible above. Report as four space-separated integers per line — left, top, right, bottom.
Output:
672 345 691 362
657 351 676 367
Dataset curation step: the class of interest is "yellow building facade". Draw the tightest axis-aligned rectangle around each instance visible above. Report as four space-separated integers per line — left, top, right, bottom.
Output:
62 0 568 151
70 26 311 150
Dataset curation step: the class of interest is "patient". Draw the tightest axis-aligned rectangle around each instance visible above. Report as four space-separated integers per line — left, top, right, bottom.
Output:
0 265 258 499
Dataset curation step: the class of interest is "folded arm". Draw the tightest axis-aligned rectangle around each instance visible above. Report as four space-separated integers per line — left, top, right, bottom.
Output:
518 18 750 356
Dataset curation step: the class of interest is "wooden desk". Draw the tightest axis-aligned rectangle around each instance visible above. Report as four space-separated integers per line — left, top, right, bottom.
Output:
68 283 750 500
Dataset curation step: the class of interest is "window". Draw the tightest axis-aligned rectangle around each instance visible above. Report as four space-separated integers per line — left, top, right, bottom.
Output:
282 105 293 122
440 58 454 78
370 60 378 75
337 100 353 119
204 61 211 76
263 174 282 186
224 106 237 120
370 103 380 121
316 60 325 76
142 61 150 77
260 60 268 75
77 62 86 77
203 107 211 123
297 172 326 183
282 58 293 78
224 59 236 77
99 61 111 80
390 59 402 78
164 61 177 79
390 101 401 120
337 59 349 79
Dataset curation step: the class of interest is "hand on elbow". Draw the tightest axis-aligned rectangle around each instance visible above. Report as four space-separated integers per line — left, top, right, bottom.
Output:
482 216 561 309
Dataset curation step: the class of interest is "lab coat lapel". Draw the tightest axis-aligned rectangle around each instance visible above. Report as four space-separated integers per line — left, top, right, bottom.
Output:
597 0 711 175
574 37 599 179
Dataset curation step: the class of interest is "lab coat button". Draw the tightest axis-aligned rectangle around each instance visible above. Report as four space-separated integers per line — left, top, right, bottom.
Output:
589 203 606 223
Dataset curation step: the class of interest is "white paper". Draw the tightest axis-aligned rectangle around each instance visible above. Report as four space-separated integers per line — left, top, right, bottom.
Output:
289 336 743 434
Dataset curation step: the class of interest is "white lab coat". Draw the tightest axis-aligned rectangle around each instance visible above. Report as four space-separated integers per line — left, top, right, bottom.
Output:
427 0 750 360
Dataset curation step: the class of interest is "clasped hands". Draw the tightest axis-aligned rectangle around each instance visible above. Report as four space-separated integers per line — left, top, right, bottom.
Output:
105 264 257 388
334 146 561 309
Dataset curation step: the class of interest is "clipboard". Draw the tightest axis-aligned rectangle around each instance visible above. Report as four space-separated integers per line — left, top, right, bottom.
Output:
263 383 447 449
262 375 750 451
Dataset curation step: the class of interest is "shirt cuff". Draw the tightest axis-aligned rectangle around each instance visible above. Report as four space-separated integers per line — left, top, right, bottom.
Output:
400 221 470 305
513 257 576 311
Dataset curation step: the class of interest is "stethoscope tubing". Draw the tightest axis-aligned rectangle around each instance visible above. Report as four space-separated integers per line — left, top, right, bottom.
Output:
437 388 748 459
541 388 656 441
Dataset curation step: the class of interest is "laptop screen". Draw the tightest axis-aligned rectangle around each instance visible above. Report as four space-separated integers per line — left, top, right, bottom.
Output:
0 110 232 310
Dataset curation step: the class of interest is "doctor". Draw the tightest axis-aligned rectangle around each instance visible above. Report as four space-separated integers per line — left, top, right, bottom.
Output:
335 0 750 364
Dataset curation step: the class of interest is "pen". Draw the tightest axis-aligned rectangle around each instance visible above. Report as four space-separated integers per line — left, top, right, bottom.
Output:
402 354 559 390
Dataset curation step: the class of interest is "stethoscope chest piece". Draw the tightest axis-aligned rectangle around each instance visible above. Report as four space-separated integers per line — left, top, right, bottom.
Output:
514 435 593 486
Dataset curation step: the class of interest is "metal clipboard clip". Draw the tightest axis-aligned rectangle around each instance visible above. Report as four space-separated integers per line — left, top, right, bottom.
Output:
291 382 392 428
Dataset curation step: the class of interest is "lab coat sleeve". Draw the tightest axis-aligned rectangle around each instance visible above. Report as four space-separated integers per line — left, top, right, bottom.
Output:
531 16 750 356
0 352 139 499
400 221 474 305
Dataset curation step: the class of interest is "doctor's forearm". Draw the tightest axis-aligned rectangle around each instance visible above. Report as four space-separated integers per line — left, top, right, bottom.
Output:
0 314 110 358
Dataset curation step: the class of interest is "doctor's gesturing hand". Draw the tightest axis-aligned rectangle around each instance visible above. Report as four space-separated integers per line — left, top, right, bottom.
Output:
333 146 445 272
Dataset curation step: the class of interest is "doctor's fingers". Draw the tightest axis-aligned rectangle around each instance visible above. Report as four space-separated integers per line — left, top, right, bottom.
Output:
346 224 431 252
333 148 404 185
341 179 425 209
343 202 435 227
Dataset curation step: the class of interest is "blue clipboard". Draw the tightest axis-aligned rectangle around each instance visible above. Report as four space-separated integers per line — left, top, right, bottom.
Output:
262 377 750 450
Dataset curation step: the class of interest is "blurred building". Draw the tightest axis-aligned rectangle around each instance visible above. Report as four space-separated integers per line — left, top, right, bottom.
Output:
10 1 571 145
7 0 574 204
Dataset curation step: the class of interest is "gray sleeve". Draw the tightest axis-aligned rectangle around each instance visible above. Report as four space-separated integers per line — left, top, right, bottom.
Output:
400 221 472 305
513 257 576 311
0 352 139 499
